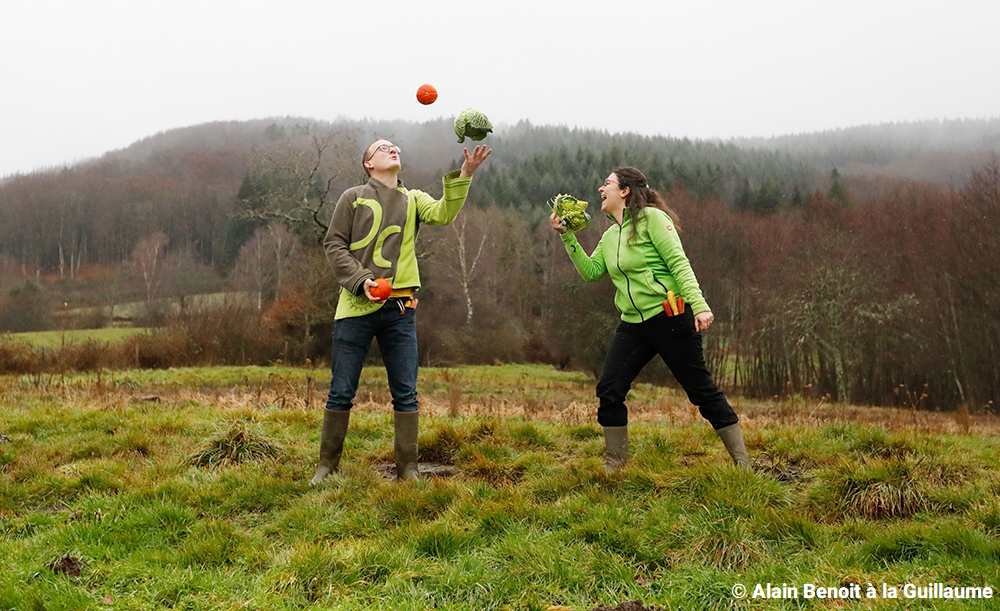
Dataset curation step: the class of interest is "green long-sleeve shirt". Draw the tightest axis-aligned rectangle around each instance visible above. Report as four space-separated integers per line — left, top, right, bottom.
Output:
560 207 711 323
324 171 472 319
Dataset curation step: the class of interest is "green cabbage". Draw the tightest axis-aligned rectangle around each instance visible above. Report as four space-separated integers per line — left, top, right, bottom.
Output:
454 108 493 143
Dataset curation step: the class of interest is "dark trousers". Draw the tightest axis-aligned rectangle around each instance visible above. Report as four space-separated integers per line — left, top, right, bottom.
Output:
596 309 738 429
325 301 418 413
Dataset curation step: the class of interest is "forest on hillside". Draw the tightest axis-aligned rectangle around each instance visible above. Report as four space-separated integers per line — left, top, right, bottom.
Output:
0 117 997 412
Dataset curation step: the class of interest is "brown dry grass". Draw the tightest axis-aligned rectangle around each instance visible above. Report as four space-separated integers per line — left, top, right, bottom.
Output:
7 371 999 441
736 394 1000 436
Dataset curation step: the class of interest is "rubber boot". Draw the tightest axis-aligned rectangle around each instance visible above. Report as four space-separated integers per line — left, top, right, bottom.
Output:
715 422 750 469
393 411 420 481
603 426 629 473
309 409 350 485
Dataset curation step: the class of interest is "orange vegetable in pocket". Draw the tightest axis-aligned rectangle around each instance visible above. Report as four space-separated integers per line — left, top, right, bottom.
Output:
666 290 679 316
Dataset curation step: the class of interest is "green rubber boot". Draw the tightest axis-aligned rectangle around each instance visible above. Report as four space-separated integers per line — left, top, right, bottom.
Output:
716 423 750 470
393 411 420 481
309 409 350 485
603 426 629 473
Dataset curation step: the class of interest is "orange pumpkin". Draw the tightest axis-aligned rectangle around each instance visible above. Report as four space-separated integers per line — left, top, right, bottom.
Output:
370 278 392 300
416 83 438 105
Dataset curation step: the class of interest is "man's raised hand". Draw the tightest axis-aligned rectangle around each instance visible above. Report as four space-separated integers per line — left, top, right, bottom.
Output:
460 145 492 177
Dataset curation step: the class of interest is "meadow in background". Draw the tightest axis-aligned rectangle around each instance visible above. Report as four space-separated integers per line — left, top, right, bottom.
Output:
1 118 999 415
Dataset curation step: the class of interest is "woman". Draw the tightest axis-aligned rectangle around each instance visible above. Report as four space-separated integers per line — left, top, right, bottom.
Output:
550 167 748 472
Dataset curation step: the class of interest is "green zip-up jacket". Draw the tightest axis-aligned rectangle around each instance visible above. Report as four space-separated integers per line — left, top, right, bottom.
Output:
324 171 472 320
560 207 711 323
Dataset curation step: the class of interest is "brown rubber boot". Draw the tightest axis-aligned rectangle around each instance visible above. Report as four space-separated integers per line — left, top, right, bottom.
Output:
715 422 750 470
309 409 350 485
603 426 629 473
393 411 420 481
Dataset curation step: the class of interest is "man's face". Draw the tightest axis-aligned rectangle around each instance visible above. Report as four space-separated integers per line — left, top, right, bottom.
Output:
364 139 402 175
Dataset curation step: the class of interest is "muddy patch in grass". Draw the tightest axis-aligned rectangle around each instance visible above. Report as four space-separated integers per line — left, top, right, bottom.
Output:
756 453 815 486
373 463 458 479
49 555 87 577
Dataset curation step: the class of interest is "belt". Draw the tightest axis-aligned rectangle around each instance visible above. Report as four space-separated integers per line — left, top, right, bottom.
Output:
386 288 417 315
388 287 415 299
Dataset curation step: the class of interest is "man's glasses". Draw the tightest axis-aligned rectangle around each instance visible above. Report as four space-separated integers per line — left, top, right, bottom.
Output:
366 144 401 161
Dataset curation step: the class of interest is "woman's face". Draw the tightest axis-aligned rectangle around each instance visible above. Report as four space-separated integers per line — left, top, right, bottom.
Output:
599 173 628 214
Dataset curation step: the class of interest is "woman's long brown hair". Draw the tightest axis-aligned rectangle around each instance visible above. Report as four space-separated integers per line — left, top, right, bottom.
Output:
613 166 680 243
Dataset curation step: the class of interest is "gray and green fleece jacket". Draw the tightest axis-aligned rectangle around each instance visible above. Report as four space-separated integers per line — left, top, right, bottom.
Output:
324 171 472 320
560 207 711 324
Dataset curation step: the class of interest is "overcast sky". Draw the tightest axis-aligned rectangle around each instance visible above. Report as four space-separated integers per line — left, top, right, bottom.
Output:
2 0 998 177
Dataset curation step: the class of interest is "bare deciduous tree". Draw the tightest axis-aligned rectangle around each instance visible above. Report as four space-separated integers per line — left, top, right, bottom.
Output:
238 124 360 243
131 231 170 318
234 225 300 311
423 206 495 325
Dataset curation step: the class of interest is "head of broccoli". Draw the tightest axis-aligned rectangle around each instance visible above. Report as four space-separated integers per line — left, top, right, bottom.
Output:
549 194 592 232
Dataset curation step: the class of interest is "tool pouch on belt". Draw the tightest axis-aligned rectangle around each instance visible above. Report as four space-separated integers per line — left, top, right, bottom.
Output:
388 288 418 315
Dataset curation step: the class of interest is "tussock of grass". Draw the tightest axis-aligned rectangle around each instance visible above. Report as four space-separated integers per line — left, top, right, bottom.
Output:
668 509 766 571
2 365 1000 609
812 458 930 519
418 422 465 464
851 427 918 459
187 420 281 467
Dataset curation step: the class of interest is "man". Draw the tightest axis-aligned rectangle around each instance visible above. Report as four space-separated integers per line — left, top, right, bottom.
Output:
311 138 491 483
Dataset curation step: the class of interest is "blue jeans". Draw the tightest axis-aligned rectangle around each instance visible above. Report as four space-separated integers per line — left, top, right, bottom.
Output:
325 302 418 413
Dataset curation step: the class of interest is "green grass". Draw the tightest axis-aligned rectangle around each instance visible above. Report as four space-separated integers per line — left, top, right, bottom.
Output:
8 327 151 348
57 291 254 325
1 365 999 610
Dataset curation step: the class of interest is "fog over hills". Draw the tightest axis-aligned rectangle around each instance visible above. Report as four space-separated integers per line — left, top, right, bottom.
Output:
729 117 1000 183
90 115 1000 183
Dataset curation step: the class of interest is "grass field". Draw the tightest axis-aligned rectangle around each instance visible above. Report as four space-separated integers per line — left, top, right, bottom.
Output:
2 364 999 610
55 292 253 328
7 328 151 348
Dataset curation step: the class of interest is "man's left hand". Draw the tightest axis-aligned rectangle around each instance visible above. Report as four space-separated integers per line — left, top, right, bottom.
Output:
362 278 388 303
459 145 492 177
